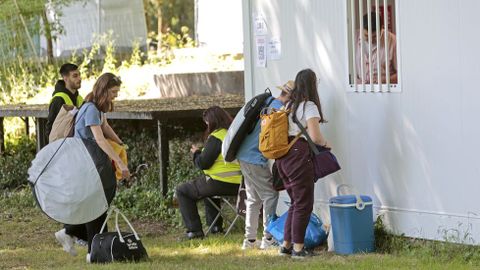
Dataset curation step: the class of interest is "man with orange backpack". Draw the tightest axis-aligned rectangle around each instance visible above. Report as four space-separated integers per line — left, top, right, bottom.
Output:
236 81 293 250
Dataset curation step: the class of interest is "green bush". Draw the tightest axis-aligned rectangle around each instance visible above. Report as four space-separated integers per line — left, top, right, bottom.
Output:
0 136 36 190
0 188 36 213
114 132 201 227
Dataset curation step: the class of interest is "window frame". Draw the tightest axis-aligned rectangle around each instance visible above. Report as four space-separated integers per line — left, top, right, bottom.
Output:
345 0 402 93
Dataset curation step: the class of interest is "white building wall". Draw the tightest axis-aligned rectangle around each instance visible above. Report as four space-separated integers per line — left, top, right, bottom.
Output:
196 0 243 53
243 0 480 243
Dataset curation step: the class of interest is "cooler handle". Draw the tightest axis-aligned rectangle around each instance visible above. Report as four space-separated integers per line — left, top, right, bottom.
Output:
336 184 365 211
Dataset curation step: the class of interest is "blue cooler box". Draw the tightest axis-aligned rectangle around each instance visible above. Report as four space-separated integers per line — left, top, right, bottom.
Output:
329 192 374 255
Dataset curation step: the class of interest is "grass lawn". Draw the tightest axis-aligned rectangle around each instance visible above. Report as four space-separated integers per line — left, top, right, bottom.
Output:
1 208 479 270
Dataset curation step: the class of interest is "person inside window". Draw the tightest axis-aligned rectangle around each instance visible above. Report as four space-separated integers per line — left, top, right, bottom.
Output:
356 12 397 84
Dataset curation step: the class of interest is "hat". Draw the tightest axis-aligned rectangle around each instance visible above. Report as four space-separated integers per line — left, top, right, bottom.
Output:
276 80 295 94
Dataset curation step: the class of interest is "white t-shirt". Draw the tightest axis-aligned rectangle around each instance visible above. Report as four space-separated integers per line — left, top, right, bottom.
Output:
288 101 320 138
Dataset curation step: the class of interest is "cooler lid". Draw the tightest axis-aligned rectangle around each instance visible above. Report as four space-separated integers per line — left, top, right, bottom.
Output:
329 195 372 205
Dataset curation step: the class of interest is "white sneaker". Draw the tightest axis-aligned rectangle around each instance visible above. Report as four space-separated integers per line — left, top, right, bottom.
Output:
241 239 257 250
86 253 91 263
55 229 77 256
260 236 278 250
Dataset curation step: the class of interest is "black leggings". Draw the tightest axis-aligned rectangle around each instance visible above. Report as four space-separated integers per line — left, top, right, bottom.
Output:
65 212 108 253
176 175 239 233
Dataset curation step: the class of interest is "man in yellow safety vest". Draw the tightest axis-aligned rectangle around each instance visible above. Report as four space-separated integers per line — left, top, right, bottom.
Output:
47 63 86 256
46 63 83 141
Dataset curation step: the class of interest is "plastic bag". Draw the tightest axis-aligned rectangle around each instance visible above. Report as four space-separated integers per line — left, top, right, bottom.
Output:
266 211 328 249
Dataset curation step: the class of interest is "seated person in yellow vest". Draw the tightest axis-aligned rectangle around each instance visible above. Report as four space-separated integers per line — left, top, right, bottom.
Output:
175 106 242 240
46 63 83 142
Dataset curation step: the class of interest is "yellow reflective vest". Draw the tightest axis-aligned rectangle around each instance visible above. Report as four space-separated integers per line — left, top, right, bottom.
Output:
203 129 242 184
50 92 84 107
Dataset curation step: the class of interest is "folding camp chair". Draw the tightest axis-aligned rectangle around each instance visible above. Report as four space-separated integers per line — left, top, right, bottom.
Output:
205 195 244 237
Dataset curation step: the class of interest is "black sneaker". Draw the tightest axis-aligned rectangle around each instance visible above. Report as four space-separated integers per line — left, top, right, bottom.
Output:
291 248 314 259
278 246 293 256
186 231 205 240
210 226 224 234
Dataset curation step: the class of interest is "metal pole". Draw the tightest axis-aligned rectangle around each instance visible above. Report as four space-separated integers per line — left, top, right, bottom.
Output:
0 117 4 155
384 0 390 91
35 118 47 152
157 120 169 197
359 0 365 91
367 0 373 92
351 0 358 91
23 117 29 136
376 0 382 92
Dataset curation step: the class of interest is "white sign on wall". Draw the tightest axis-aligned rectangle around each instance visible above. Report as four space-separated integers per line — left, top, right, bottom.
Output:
253 13 268 36
255 36 267 67
268 37 281 60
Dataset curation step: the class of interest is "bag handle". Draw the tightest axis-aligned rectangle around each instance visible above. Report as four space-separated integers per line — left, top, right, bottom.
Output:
98 206 141 242
99 207 116 234
114 208 141 242
336 184 365 211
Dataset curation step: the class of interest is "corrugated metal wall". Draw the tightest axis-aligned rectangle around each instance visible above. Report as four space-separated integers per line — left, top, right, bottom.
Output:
243 0 480 243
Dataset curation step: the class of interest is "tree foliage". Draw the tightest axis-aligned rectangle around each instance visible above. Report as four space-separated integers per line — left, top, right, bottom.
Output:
143 0 194 36
0 0 85 60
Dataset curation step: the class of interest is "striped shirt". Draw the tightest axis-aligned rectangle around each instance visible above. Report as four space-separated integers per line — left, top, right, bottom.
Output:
355 29 397 84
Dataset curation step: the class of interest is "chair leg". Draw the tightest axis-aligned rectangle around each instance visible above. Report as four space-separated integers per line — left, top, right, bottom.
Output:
221 197 245 237
224 215 242 237
205 197 222 236
205 197 246 237
205 213 222 236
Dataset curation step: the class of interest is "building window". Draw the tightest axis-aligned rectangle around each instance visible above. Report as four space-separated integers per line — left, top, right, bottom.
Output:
347 0 399 92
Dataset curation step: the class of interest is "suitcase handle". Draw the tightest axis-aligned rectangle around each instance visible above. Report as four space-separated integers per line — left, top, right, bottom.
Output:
336 184 365 211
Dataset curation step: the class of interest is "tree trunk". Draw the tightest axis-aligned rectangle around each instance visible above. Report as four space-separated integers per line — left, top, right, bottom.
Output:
13 0 42 70
144 0 151 36
157 6 162 54
41 7 54 64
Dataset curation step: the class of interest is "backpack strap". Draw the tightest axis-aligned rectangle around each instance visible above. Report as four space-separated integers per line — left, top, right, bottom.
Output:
278 107 302 153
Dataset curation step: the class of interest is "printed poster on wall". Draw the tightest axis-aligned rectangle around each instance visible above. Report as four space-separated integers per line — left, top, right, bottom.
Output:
253 13 267 36
255 36 267 68
268 37 281 60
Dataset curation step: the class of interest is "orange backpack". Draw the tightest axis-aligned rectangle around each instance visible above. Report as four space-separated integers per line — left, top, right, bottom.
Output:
259 108 300 159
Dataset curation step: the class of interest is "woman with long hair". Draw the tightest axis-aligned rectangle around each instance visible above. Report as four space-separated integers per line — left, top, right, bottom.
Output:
175 106 242 240
74 72 130 261
276 69 330 259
